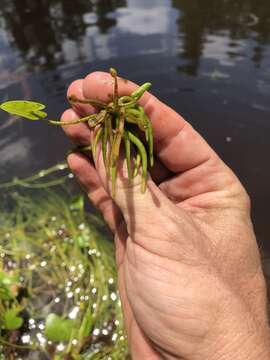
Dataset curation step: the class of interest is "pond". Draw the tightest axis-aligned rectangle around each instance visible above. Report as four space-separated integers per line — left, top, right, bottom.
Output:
0 0 269 267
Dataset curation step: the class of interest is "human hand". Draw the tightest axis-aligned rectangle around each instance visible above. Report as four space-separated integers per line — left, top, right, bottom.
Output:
62 72 270 360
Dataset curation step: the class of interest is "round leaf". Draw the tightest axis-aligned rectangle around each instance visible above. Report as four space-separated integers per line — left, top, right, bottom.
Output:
4 308 23 330
45 313 75 342
0 100 47 120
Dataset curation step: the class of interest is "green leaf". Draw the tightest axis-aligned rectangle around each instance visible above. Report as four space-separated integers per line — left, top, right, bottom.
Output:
4 308 23 330
0 100 47 120
69 195 84 212
0 271 18 286
45 313 75 342
0 271 19 300
76 235 90 248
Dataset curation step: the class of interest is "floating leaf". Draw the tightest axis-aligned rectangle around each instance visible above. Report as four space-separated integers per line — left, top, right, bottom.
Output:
0 100 47 120
45 313 75 342
4 308 23 330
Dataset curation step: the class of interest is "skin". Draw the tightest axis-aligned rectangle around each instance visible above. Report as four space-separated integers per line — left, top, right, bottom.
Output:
61 71 270 360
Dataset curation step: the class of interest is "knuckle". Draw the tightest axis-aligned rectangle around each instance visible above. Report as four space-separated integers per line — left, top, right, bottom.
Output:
241 189 251 212
67 153 81 174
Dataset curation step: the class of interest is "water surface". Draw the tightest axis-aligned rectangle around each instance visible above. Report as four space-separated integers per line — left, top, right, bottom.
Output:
0 0 269 257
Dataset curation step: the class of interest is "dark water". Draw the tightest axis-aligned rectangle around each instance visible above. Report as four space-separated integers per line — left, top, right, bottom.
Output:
0 0 269 258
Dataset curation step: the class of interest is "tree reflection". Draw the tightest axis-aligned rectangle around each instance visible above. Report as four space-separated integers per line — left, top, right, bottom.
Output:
0 0 126 70
172 0 270 75
1 0 269 74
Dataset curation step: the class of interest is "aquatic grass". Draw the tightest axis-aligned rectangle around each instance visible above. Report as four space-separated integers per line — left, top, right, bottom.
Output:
0 162 70 190
0 188 128 359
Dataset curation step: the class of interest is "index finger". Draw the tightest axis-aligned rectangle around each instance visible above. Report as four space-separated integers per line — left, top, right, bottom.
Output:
78 71 216 174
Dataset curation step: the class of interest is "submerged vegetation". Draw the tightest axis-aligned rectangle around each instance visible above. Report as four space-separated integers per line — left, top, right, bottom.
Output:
0 187 129 359
0 163 71 190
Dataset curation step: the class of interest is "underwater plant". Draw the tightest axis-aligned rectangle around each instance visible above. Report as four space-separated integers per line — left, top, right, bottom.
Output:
0 188 129 359
0 163 71 190
0 68 154 196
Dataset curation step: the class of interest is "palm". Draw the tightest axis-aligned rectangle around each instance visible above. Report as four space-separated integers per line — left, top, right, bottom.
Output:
117 252 161 358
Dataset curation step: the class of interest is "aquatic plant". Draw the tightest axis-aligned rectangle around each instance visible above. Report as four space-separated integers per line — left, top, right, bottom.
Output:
0 68 154 196
0 188 129 359
0 163 70 190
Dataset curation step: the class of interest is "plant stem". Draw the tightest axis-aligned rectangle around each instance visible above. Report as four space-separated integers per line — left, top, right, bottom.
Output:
110 68 119 111
118 96 136 108
144 115 154 167
47 114 96 126
68 95 107 109
127 131 148 193
124 130 132 180
133 152 141 178
92 127 103 160
110 110 125 197
102 115 109 168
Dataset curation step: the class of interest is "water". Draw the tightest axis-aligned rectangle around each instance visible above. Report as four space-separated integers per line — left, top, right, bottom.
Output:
0 0 269 257
0 189 127 358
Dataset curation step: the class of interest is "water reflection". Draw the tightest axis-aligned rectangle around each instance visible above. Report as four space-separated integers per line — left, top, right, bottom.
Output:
0 0 269 257
0 0 127 70
0 0 269 74
172 0 270 75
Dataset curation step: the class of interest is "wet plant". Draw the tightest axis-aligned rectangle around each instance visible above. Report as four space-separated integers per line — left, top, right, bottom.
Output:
0 188 129 359
0 68 154 196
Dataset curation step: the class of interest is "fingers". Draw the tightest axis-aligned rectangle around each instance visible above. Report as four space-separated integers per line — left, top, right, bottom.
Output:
61 104 122 233
63 79 171 182
67 79 95 116
67 152 122 233
61 84 170 235
62 78 97 145
159 157 234 203
61 108 91 145
81 71 217 173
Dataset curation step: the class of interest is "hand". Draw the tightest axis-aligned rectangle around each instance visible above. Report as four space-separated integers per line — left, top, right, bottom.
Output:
62 72 270 360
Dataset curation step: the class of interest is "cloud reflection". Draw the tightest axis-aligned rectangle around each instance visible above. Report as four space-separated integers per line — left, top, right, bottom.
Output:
116 6 171 35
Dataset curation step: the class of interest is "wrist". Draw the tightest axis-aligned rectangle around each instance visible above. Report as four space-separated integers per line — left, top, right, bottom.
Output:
211 327 270 360
204 297 270 360
211 334 270 360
